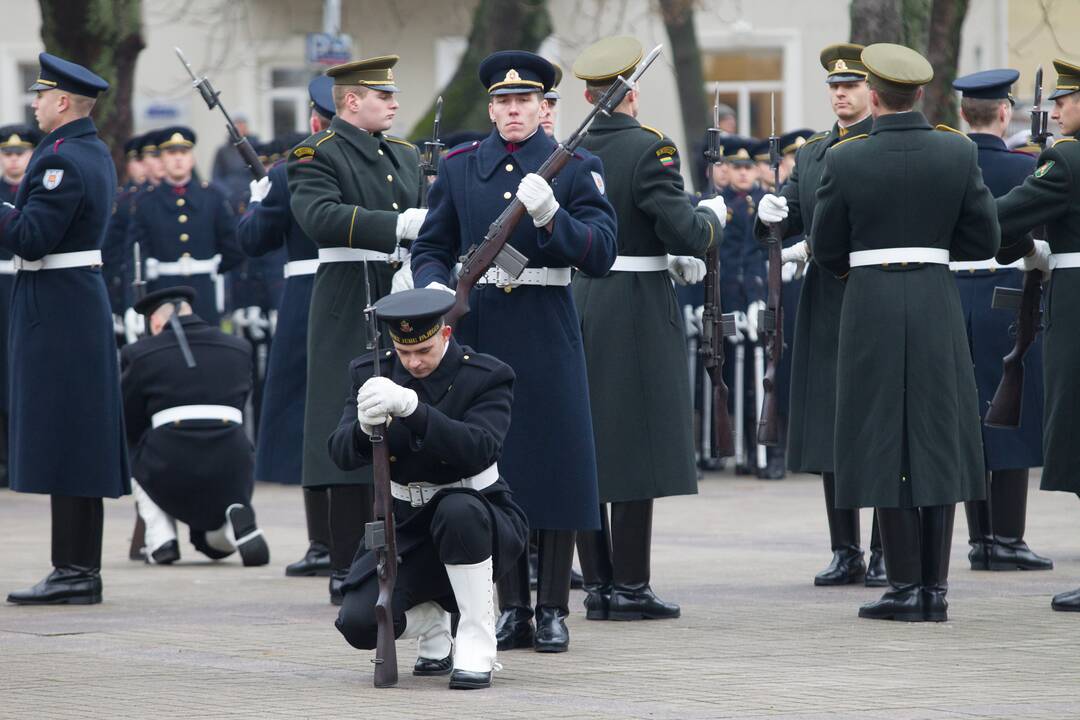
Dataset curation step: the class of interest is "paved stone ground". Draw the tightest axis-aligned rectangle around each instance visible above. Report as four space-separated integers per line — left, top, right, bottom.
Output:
2 471 1079 719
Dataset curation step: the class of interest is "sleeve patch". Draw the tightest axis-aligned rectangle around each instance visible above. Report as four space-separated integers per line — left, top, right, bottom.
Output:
294 146 315 158
1034 160 1055 178
655 145 677 157
659 156 675 168
42 169 64 190
591 171 605 195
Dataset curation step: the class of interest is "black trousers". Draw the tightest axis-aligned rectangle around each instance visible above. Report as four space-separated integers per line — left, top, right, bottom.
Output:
336 493 493 650
497 528 574 614
52 495 103 570
964 468 1030 541
329 484 374 571
304 486 331 547
577 499 656 589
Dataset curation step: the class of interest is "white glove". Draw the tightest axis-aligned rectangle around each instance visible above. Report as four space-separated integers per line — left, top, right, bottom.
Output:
746 300 766 342
245 306 266 342
248 176 272 204
758 193 788 224
391 257 414 293
780 239 809 264
357 376 418 420
668 256 707 286
395 207 428 242
697 196 728 228
124 307 144 344
781 262 801 283
1022 239 1052 280
687 305 703 338
425 281 455 296
357 388 389 436
516 173 559 227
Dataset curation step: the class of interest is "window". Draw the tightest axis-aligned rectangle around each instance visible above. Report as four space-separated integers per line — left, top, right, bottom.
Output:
265 67 315 139
703 48 784 138
18 63 37 125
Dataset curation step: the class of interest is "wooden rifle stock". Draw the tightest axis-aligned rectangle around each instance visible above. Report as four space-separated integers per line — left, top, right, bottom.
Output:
984 272 1041 428
757 101 784 447
701 245 735 457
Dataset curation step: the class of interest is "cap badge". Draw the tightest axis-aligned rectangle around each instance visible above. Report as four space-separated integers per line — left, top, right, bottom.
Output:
795 136 806 148
400 320 413 332
169 132 185 145
504 69 521 83
386 69 394 82
835 59 848 71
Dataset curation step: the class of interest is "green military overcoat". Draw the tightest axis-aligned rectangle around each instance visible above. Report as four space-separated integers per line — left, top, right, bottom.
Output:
812 112 999 509
754 115 874 474
573 112 720 502
287 116 421 487
996 134 1080 493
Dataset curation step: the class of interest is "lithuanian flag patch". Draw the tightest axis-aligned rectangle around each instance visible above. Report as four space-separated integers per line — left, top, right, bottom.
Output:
659 155 675 168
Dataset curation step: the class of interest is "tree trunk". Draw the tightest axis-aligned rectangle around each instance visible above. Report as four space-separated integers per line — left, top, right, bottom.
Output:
849 0 903 45
657 0 709 194
408 0 552 140
39 0 144 173
923 0 970 127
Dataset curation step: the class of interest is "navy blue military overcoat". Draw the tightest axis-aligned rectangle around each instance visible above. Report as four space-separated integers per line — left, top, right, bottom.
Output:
0 116 129 498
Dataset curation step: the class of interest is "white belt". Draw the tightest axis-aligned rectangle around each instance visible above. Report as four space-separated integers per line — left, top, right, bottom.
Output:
317 247 392 264
849 247 950 267
283 259 319 278
390 463 500 507
949 259 1023 273
0 260 15 275
151 404 243 429
609 254 670 272
146 254 221 279
476 266 572 288
13 250 102 272
1052 252 1080 270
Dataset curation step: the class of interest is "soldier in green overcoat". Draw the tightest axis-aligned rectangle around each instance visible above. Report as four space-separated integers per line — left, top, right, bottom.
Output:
755 43 885 588
993 58 1080 613
287 55 424 605
811 44 999 623
570 36 726 622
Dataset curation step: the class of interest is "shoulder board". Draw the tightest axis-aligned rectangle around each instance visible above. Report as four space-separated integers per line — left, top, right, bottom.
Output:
459 349 503 372
385 136 415 149
1054 137 1078 144
445 141 480 160
804 131 829 146
934 124 967 137
639 124 664 139
831 133 868 149
315 131 336 147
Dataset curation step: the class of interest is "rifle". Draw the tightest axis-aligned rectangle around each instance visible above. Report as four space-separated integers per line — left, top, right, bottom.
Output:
175 47 267 181
128 241 149 561
757 94 784 446
360 260 398 688
444 45 663 325
701 86 736 458
419 96 444 209
984 66 1051 428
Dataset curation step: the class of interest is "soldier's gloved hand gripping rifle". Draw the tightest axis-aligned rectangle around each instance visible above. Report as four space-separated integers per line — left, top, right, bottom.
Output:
984 67 1050 428
175 47 267 181
444 45 663 325
360 261 398 689
702 87 737 458
757 94 784 446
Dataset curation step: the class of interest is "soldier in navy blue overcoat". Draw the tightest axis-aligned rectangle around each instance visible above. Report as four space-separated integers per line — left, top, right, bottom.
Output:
411 50 617 653
3 54 129 606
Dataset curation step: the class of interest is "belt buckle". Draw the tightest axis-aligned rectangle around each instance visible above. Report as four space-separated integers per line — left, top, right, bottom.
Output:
179 255 193 276
407 483 426 507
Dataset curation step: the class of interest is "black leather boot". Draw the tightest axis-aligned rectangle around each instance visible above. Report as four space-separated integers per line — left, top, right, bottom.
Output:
816 473 866 586
1051 588 1080 612
328 484 371 605
608 500 680 620
921 504 955 622
534 529 573 652
964 475 994 570
859 507 924 622
495 550 533 650
287 488 332 577
576 505 613 620
8 495 104 606
865 511 887 587
988 469 1053 571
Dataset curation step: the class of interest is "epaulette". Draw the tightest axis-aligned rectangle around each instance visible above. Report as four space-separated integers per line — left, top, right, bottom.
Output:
935 124 968 137
1054 137 1078 144
458 349 501 372
804 131 829 146
445 141 480 160
385 136 414 149
640 124 664 139
830 133 868 149
315 130 336 147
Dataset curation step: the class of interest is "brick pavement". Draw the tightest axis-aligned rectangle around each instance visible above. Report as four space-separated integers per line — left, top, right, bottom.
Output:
2 473 1079 719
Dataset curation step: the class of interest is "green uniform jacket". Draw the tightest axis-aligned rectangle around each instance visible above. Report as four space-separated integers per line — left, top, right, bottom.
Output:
812 112 999 509
287 117 421 487
995 134 1080 492
754 115 874 473
573 112 720 503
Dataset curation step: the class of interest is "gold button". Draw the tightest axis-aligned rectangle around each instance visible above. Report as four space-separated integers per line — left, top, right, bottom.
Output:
176 198 185 207
463 355 470 360
181 252 191 258
179 233 189 242
503 191 512 200
504 286 513 294
378 149 384 156
386 174 393 182
389 456 397 463
392 202 399 210
178 214 188 223
505 163 514 172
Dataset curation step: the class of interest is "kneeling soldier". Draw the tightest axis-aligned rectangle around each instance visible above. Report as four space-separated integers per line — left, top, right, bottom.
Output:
331 289 528 690
121 286 269 566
